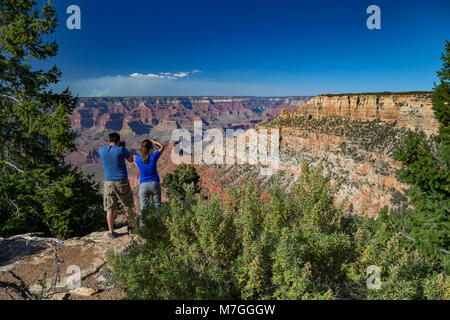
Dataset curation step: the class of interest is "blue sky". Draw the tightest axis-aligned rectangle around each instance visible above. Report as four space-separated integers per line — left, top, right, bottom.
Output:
45 0 450 96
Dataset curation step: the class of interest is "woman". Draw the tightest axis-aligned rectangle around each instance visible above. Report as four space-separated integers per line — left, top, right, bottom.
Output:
135 139 164 227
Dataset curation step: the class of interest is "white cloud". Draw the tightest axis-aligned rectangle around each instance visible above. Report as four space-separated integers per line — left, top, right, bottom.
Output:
129 70 195 80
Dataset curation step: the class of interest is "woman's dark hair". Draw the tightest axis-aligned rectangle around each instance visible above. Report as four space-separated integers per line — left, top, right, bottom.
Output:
141 139 153 164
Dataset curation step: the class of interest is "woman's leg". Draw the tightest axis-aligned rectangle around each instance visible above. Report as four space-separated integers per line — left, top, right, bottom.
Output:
148 181 161 212
152 182 161 211
139 183 150 227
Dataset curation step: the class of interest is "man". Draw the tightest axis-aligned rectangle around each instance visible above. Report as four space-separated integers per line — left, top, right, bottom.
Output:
99 132 135 239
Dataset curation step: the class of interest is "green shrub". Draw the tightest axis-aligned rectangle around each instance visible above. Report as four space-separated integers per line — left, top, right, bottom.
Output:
161 164 201 200
106 162 448 300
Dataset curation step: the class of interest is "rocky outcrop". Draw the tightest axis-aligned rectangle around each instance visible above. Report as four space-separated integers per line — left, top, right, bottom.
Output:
0 225 137 300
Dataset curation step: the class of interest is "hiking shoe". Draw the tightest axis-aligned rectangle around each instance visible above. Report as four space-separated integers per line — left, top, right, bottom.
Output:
127 225 135 235
108 231 119 239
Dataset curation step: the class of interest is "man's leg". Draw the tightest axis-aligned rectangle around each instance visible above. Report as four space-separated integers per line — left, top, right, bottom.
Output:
106 210 115 233
117 178 136 232
104 181 118 236
125 206 136 228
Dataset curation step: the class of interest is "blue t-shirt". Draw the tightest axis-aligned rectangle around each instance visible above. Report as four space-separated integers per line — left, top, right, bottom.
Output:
135 151 161 183
99 145 131 181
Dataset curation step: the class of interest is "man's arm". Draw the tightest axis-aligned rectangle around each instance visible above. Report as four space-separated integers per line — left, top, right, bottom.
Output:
151 140 164 154
123 147 134 163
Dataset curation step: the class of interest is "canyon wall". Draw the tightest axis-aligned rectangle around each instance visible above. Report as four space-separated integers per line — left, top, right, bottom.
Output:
197 93 439 217
297 94 438 135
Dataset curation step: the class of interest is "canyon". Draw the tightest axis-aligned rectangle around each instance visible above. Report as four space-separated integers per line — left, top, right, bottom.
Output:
202 93 438 217
67 96 307 168
68 93 438 217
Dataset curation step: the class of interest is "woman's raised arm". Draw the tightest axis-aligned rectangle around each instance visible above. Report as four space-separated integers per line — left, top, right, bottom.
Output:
151 140 164 154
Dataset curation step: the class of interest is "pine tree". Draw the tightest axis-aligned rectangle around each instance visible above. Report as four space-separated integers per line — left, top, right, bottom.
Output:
0 0 103 238
394 41 450 271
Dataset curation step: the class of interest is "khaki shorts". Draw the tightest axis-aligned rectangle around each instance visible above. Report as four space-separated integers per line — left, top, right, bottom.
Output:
103 178 134 213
